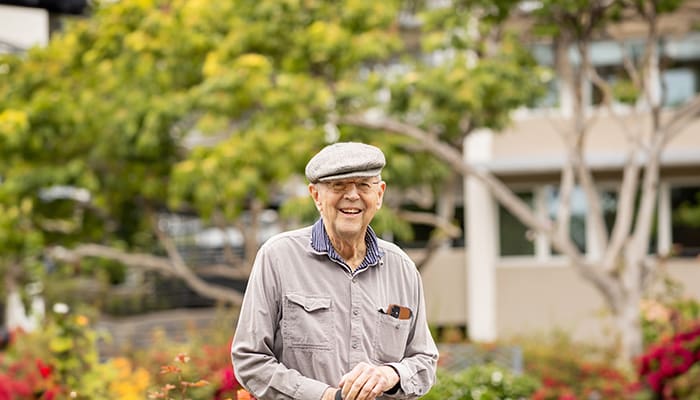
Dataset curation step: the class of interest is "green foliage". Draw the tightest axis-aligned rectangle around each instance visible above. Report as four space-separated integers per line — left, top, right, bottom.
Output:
673 191 700 228
422 365 539 400
613 78 640 105
0 0 549 303
387 32 544 141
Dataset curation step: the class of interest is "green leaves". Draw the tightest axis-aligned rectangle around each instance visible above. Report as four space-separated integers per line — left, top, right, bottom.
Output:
0 0 548 295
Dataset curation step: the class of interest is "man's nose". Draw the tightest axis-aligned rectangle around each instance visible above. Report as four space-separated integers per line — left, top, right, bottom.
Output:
344 183 361 197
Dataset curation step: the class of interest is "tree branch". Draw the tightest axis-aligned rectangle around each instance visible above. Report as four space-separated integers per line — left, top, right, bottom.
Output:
602 150 640 270
151 210 245 304
46 244 244 305
396 210 462 239
337 114 586 265
555 164 574 244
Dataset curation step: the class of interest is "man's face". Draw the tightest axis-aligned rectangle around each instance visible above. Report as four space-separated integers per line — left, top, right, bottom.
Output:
309 176 386 243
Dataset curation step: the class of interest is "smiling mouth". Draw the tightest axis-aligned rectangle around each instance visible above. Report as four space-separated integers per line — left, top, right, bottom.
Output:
340 208 362 215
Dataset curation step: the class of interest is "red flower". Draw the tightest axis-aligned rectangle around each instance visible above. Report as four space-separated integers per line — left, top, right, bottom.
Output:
646 370 665 392
215 367 241 399
36 359 53 379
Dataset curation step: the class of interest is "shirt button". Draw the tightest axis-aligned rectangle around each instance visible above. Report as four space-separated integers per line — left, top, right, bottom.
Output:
353 310 359 316
352 343 358 349
352 278 357 284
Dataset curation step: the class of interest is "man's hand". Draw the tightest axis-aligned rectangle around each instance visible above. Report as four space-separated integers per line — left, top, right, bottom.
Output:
337 362 399 400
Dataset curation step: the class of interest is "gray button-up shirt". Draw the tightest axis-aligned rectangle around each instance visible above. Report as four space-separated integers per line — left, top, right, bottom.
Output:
231 221 438 399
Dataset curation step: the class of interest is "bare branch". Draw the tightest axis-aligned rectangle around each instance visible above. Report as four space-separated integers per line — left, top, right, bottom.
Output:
212 210 246 268
555 164 574 243
566 39 609 253
396 210 462 239
46 244 243 305
412 238 445 271
151 212 244 304
602 151 640 270
631 137 662 259
337 114 586 264
197 264 250 280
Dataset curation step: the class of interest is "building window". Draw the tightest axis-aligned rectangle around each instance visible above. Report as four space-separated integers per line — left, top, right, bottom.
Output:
545 185 587 253
600 190 658 254
671 185 700 257
499 191 535 256
662 67 698 107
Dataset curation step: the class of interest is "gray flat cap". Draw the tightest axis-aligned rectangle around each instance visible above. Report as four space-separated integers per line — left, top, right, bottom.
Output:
305 142 386 183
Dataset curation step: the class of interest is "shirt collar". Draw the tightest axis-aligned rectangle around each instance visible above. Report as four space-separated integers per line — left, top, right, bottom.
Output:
310 218 383 274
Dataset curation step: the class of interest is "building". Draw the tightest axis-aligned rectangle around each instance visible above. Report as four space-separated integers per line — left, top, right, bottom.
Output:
418 1 700 344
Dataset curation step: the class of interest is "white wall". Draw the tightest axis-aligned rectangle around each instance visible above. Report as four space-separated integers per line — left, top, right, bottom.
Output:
0 5 49 52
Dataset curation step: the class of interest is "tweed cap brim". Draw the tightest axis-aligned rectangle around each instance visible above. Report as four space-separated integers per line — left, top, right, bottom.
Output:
305 142 386 183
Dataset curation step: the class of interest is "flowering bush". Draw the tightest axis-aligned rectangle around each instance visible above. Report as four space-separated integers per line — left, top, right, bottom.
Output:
0 355 59 399
529 361 637 400
641 297 700 346
0 304 119 399
146 352 254 400
108 357 151 399
637 323 700 399
516 332 637 399
0 310 253 400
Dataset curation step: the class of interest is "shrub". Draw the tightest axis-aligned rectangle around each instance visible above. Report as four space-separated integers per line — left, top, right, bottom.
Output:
636 323 700 399
422 364 539 400
515 332 637 399
0 304 115 399
641 297 700 347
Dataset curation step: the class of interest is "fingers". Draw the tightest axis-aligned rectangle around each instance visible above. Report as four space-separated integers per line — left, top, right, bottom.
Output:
338 363 391 400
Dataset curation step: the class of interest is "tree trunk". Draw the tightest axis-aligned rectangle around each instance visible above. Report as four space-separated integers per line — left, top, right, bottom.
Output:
614 278 644 362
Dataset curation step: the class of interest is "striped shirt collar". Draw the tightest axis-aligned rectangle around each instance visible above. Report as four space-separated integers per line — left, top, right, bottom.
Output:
310 218 383 275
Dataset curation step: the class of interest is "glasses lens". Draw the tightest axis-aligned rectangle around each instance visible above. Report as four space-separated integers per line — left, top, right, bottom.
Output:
328 180 378 193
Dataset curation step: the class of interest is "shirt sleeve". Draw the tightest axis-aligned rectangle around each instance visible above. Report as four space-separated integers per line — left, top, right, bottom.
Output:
231 244 330 400
383 267 439 399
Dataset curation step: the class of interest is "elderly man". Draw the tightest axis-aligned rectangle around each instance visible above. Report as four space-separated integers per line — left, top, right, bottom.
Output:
231 142 438 400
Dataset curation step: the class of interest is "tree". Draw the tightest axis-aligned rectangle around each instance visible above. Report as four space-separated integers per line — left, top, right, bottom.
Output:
1 0 505 309
339 0 700 360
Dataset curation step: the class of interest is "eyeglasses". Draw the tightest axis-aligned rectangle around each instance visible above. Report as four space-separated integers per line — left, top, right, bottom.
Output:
324 180 381 194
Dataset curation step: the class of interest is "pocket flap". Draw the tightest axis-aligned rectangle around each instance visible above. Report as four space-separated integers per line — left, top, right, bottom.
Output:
286 293 331 312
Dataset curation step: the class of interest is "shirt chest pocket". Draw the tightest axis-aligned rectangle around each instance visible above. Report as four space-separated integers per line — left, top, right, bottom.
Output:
373 313 412 362
282 293 333 351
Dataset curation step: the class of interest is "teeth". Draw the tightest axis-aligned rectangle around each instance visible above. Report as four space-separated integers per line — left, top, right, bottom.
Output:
341 209 361 214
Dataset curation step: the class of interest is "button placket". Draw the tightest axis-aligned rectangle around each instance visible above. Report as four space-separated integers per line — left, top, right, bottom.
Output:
349 275 363 365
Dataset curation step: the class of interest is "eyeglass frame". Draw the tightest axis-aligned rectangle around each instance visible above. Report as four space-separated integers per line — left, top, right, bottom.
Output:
321 178 382 194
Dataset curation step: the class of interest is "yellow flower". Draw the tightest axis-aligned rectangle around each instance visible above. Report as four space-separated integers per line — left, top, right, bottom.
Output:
108 358 151 400
75 315 89 326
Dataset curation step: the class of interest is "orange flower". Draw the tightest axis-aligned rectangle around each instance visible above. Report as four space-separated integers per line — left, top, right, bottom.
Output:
237 389 253 400
174 353 191 364
181 379 209 388
159 365 181 374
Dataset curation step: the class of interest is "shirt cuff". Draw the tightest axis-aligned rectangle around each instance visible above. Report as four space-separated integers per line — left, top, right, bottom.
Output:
294 379 330 400
385 362 414 396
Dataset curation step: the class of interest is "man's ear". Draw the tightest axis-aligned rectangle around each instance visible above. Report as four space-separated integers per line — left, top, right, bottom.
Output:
309 183 322 210
376 181 386 209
